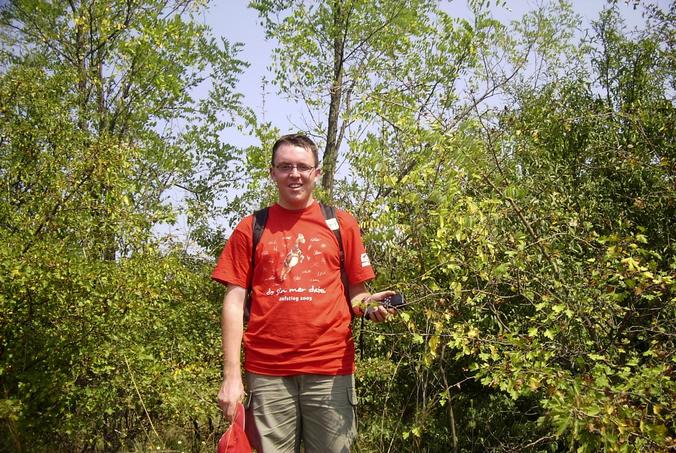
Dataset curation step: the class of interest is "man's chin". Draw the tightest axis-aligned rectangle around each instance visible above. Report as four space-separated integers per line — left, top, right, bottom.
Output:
285 188 307 198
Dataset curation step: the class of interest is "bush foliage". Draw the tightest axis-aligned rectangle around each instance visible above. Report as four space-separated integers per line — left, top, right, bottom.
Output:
1 0 673 451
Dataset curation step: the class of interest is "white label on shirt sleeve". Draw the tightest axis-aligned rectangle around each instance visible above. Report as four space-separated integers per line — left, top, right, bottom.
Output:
361 253 371 267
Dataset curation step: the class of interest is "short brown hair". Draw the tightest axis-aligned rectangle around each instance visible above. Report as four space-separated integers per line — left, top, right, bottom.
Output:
271 133 319 167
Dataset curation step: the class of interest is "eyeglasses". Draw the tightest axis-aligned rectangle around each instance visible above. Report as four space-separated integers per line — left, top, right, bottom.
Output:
274 163 315 174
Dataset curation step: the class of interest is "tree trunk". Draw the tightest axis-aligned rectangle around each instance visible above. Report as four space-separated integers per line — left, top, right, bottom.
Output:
321 0 346 200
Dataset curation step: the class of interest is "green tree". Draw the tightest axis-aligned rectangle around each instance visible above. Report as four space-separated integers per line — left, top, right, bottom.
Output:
251 0 440 200
0 0 244 450
344 3 583 448
352 3 674 451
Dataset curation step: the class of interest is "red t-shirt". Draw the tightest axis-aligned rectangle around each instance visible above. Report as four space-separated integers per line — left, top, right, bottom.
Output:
212 202 375 376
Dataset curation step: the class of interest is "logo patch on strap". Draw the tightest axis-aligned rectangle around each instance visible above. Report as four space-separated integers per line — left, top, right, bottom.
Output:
361 253 371 267
326 218 339 231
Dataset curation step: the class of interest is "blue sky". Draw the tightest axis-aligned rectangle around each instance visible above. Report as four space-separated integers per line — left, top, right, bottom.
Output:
199 0 659 147
162 0 663 244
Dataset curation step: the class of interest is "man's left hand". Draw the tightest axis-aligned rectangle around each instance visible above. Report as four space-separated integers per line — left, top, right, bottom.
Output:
364 290 397 322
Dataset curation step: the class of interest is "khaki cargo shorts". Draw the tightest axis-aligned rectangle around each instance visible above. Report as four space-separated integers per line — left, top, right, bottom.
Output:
244 372 358 453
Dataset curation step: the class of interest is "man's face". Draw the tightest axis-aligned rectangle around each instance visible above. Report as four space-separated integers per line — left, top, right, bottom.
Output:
270 143 320 210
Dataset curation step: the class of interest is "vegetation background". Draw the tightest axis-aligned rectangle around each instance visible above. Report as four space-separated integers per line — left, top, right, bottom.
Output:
0 0 673 451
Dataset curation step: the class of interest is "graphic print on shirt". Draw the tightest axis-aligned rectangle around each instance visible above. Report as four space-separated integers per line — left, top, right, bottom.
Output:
280 233 306 281
260 231 332 303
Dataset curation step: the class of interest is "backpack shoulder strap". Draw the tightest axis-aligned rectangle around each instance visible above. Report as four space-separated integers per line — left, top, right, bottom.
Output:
319 203 354 318
319 203 342 261
246 207 269 321
251 207 269 273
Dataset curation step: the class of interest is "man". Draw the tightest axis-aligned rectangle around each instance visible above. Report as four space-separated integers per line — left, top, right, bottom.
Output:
212 133 394 452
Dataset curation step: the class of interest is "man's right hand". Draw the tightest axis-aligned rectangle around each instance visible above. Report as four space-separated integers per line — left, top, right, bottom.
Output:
218 376 244 422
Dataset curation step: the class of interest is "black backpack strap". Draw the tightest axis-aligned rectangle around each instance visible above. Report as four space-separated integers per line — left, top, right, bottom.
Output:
319 203 354 318
246 207 269 322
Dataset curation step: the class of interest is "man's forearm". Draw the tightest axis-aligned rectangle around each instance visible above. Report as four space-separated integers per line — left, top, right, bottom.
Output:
221 287 245 375
218 286 246 421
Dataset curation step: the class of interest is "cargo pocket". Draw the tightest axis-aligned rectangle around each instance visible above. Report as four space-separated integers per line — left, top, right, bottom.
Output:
347 386 357 407
347 386 358 435
243 391 254 432
244 391 253 409
243 391 260 450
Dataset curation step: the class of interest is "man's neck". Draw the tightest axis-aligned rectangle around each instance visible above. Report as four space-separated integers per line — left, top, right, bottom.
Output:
277 197 315 211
